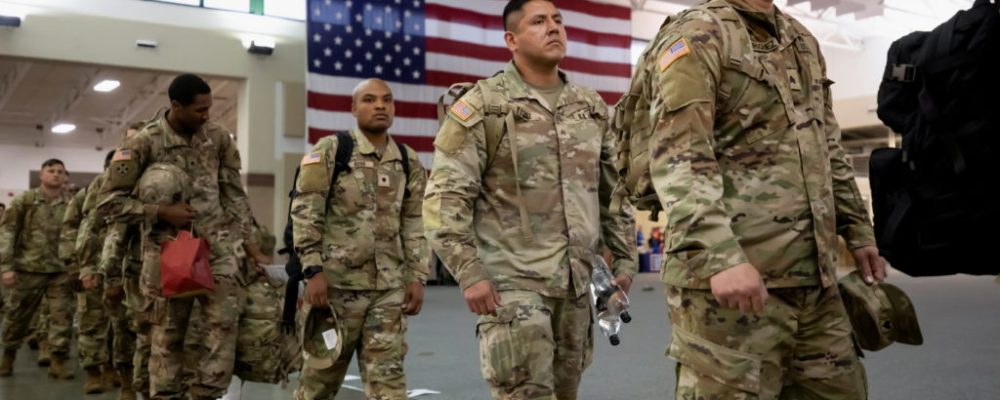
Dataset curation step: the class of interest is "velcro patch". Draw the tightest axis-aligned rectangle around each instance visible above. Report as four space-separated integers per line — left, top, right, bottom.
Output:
450 99 475 121
301 152 323 166
659 38 692 72
112 149 132 161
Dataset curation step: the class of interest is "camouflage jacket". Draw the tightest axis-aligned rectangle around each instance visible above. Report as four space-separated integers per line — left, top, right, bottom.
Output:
59 185 89 272
74 173 115 279
0 188 70 273
292 129 429 290
424 62 637 299
646 0 876 289
100 114 256 277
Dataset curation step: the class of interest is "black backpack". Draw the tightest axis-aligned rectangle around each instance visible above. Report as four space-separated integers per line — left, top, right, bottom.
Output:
278 131 411 330
871 0 1000 277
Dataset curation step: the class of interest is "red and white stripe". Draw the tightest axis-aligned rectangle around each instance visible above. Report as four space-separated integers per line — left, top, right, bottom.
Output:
306 0 633 166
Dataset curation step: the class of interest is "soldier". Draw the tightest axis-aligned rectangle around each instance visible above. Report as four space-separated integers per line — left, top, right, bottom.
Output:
99 74 266 400
0 159 76 379
423 1 637 399
637 0 886 398
291 78 428 400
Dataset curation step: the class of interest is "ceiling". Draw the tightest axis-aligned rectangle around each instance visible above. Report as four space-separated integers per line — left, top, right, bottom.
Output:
0 57 241 151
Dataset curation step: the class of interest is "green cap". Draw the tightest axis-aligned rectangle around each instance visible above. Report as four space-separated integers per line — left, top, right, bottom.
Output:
838 271 923 351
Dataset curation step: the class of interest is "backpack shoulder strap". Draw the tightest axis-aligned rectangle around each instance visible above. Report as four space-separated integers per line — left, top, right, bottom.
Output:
394 141 412 198
332 131 355 188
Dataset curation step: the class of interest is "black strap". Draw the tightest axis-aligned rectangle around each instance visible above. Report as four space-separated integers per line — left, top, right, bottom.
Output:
395 141 412 198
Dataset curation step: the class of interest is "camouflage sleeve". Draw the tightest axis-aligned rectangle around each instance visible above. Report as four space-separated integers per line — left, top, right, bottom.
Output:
423 89 491 291
59 189 86 267
76 178 108 277
291 138 337 271
0 194 24 273
99 222 126 285
818 54 877 249
649 18 750 278
101 136 157 227
401 147 430 285
217 129 256 247
597 97 638 279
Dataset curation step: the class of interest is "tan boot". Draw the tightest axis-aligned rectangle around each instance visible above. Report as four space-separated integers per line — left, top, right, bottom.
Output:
0 349 16 377
117 366 136 400
36 339 50 367
47 354 75 380
83 366 104 394
103 362 121 388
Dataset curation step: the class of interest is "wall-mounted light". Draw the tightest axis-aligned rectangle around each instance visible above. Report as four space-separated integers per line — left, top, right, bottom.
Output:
51 123 76 134
94 80 120 92
0 15 21 28
241 36 275 55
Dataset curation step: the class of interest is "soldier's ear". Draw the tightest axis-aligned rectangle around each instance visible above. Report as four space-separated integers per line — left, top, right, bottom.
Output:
504 31 517 53
350 99 359 117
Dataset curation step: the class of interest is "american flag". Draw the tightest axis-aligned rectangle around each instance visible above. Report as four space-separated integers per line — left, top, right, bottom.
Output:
306 0 633 166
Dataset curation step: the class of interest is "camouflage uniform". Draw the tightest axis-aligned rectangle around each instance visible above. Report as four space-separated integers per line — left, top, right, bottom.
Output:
292 129 428 400
424 62 637 399
0 188 75 360
64 174 114 370
100 115 256 400
101 221 149 393
642 1 876 398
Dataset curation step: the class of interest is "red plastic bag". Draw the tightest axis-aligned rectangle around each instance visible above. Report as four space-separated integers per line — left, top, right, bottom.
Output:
160 230 214 298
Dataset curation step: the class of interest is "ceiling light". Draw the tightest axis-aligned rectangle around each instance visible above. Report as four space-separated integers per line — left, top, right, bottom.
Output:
51 123 76 134
93 80 120 92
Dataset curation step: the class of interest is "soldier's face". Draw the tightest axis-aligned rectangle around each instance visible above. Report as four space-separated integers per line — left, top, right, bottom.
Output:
351 81 394 135
505 1 567 66
39 164 66 189
170 93 212 133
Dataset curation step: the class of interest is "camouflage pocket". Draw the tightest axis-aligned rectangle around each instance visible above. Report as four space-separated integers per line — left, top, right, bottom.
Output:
667 326 762 394
476 306 528 389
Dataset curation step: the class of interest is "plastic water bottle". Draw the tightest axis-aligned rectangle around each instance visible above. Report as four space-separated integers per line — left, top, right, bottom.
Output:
590 255 632 346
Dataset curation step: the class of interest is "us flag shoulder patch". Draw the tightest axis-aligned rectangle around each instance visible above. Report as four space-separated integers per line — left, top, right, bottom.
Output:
450 99 475 121
301 152 322 166
112 149 131 161
659 38 692 72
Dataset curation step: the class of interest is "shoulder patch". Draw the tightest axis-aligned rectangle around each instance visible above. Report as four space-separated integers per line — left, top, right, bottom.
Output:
301 152 323 166
450 99 475 121
659 38 692 72
112 149 132 161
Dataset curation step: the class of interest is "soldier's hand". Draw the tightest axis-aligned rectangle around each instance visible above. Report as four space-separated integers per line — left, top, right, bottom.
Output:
463 280 502 316
852 246 886 284
709 263 768 314
1 271 15 288
81 274 102 290
305 273 329 307
157 203 196 228
613 275 633 295
403 282 424 316
104 285 124 303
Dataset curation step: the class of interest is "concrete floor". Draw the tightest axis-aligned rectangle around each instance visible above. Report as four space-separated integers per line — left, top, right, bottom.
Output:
0 271 997 400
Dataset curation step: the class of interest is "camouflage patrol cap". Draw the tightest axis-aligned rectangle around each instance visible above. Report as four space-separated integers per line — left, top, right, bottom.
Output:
298 301 345 370
838 271 923 351
137 163 192 205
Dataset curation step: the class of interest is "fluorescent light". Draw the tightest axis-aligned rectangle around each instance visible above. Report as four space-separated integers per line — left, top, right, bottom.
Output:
93 80 120 92
51 123 76 134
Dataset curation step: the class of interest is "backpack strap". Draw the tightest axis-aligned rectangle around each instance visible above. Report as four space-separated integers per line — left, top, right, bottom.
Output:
394 140 412 198
14 189 37 252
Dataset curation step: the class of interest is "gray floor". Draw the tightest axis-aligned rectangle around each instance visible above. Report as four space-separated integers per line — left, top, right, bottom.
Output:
1 272 998 399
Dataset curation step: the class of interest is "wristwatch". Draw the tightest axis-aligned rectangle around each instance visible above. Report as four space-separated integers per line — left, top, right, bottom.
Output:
302 266 324 280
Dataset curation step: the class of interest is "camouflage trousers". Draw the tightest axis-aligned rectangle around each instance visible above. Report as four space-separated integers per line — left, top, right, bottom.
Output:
664 285 868 400
106 288 137 369
148 273 244 400
77 283 111 367
1 272 75 355
477 290 593 400
294 288 408 400
124 263 151 393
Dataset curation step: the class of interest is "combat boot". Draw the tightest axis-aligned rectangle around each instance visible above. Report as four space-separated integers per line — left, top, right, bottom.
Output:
47 354 75 380
0 349 16 377
103 362 121 388
84 366 104 394
117 366 136 400
36 339 50 367
27 336 39 350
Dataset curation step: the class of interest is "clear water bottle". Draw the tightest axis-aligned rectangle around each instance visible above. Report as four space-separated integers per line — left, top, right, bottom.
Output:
590 255 632 346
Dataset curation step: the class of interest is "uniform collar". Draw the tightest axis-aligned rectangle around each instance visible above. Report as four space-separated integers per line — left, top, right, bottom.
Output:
159 113 205 149
351 128 401 162
502 61 569 108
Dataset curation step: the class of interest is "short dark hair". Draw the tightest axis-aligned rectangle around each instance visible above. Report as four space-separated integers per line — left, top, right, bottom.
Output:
503 0 550 32
41 158 64 169
168 73 211 106
104 150 116 169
